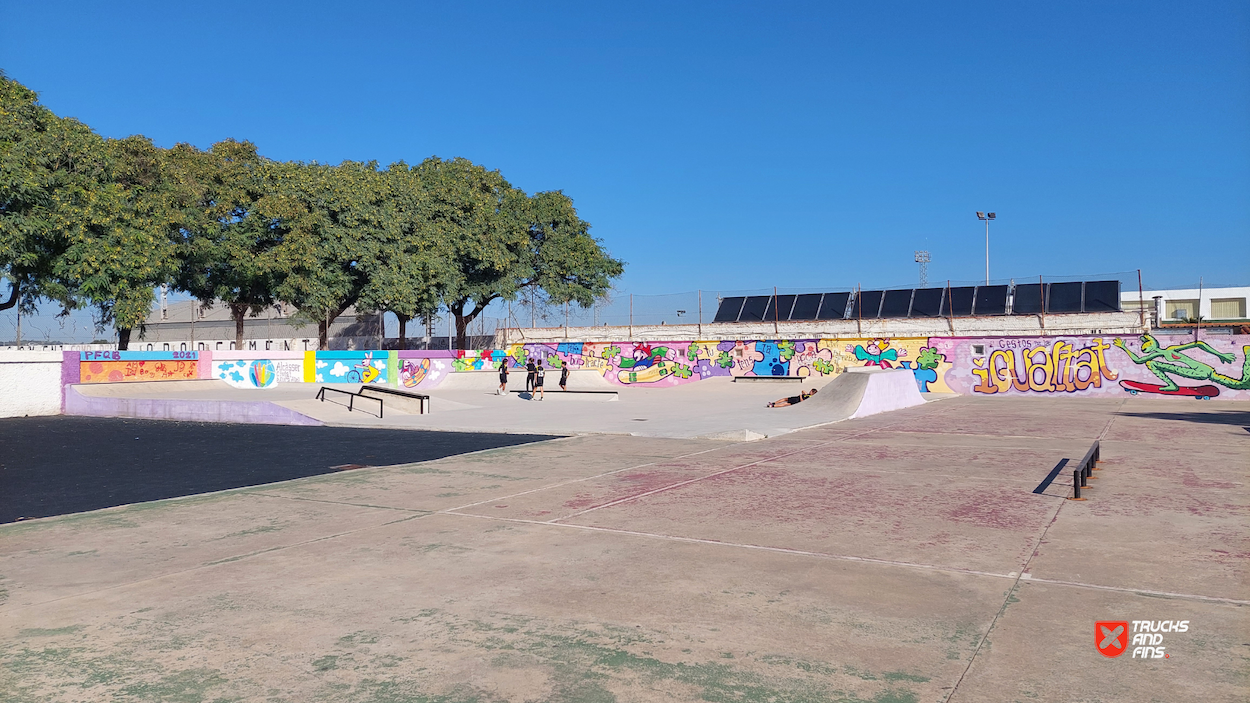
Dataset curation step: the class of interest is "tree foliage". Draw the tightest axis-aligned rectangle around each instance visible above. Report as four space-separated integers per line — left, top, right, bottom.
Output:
0 73 624 350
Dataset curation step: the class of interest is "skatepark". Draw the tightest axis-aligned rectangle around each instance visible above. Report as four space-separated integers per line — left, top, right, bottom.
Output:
2 388 1247 701
3 337 1249 701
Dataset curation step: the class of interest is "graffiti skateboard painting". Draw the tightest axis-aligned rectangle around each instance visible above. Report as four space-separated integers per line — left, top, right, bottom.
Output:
1118 380 1219 399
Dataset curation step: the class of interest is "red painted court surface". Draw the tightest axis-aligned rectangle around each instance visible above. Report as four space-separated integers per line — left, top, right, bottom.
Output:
2 397 1247 702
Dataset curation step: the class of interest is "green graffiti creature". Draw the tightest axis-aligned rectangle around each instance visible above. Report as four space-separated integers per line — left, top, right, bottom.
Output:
1114 335 1250 391
715 350 734 369
777 340 796 362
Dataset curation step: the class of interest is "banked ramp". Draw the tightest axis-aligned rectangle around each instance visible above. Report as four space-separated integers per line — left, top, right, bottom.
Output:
793 368 925 421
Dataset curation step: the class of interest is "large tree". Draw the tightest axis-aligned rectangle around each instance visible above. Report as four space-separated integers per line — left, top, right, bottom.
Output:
56 135 182 349
416 156 623 349
275 160 387 349
169 140 305 349
354 162 448 350
0 71 105 315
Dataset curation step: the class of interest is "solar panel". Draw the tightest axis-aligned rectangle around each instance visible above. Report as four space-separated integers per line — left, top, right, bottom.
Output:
1083 280 1121 312
789 293 823 320
909 288 945 317
713 296 746 323
853 291 885 318
1048 282 1083 313
764 294 797 322
738 295 772 322
1012 283 1045 314
974 285 1008 315
817 292 851 320
880 289 914 318
942 286 976 316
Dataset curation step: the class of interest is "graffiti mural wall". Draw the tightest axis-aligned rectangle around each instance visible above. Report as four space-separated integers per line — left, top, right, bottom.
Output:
69 334 1250 401
939 333 1250 400
78 351 200 384
494 338 957 392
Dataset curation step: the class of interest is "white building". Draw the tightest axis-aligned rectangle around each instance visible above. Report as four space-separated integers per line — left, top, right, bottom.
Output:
1121 286 1249 326
131 300 383 352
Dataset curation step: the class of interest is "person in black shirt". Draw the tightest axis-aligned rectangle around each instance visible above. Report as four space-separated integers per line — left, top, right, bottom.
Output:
525 359 536 392
559 363 570 391
534 363 546 400
498 358 509 395
768 388 817 408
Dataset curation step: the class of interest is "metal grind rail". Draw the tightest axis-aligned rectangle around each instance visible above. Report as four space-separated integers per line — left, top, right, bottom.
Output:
315 386 384 418
1068 440 1101 501
1032 440 1101 500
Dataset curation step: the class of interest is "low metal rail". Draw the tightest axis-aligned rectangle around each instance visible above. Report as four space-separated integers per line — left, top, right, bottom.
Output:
315 386 383 418
1069 440 1100 500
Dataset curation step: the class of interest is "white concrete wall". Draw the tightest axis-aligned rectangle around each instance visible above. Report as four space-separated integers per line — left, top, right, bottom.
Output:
496 311 1146 345
0 351 64 418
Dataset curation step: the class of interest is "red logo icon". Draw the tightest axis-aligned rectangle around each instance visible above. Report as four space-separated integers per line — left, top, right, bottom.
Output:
1096 621 1129 657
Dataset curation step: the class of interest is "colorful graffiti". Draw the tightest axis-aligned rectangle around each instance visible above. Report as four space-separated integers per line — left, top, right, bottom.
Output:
79 359 199 384
79 351 201 384
313 351 389 384
1113 335 1250 396
212 359 303 388
69 334 1250 401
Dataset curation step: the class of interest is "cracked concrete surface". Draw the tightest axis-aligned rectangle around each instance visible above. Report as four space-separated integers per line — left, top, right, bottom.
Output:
2 396 1247 702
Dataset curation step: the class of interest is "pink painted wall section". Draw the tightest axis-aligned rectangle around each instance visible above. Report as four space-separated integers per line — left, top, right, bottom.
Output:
61 351 81 412
938 333 1250 400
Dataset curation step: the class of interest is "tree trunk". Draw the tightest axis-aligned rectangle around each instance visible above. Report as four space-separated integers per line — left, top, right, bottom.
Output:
452 298 495 351
396 313 409 351
232 303 246 350
318 320 328 350
455 311 469 351
0 281 17 312
118 327 132 350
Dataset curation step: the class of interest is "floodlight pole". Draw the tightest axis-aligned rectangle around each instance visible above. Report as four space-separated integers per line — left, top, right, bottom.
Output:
976 212 996 284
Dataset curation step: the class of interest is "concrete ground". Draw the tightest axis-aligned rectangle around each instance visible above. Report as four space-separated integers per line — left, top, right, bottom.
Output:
1 396 1247 702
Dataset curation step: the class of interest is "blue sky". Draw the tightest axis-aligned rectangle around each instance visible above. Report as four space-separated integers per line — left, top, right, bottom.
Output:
3 1 1248 300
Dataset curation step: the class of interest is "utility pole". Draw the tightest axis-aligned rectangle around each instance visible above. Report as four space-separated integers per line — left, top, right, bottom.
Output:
914 251 931 288
976 212 996 284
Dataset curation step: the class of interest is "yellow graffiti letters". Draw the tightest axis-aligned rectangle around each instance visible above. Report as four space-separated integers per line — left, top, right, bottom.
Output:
972 339 1115 394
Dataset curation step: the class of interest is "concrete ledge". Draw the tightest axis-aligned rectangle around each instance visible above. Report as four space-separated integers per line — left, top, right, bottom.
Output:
64 386 323 426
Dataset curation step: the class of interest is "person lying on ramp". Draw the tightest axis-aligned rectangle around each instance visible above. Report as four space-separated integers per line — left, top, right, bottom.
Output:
768 388 817 408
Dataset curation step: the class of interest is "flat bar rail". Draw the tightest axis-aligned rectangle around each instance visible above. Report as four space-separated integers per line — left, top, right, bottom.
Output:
356 385 430 414
315 386 384 418
1067 440 1100 500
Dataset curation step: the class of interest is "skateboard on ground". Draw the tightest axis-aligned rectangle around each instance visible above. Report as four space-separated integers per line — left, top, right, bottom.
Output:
1118 379 1219 399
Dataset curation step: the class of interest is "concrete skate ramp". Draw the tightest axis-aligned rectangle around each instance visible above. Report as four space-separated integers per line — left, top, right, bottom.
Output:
73 379 233 397
796 368 924 421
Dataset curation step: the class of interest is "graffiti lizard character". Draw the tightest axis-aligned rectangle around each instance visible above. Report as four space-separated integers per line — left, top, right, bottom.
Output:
1114 335 1250 391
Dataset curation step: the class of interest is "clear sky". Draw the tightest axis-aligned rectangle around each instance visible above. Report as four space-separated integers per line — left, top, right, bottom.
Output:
3 1 1248 299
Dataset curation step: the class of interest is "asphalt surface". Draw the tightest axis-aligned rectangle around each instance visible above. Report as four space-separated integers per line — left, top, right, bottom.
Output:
0 416 557 523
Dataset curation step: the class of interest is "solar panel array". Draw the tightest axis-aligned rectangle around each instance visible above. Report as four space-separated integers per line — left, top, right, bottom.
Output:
711 281 1121 322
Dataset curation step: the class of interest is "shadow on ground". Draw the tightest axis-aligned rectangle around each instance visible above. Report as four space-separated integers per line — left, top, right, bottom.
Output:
0 416 557 523
1115 409 1250 427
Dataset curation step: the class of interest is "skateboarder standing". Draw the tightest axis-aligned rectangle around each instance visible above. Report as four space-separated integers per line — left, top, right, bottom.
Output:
525 359 536 392
559 364 569 391
534 363 546 400
497 358 509 395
